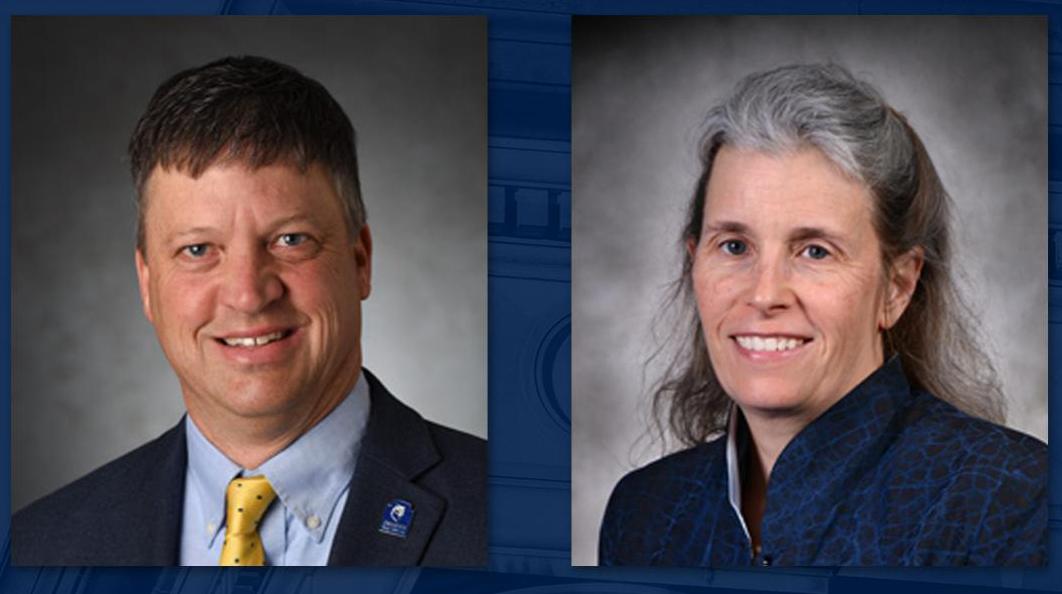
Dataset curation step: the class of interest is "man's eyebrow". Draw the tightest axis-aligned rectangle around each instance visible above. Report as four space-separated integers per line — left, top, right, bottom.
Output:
163 215 320 242
165 227 215 243
267 214 317 229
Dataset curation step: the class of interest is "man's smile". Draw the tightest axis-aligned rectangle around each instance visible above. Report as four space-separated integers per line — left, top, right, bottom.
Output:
217 329 295 348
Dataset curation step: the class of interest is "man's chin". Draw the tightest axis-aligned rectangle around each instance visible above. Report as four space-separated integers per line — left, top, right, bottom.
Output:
222 390 306 418
184 382 307 421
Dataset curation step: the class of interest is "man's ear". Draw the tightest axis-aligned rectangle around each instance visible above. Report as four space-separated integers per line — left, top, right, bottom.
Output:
355 224 372 300
880 247 924 330
135 248 155 324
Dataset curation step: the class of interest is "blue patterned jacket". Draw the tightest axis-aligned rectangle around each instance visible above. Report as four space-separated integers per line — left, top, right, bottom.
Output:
599 358 1047 567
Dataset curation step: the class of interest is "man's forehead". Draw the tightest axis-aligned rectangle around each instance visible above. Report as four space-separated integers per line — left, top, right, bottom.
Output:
144 156 320 187
144 159 339 199
141 162 344 230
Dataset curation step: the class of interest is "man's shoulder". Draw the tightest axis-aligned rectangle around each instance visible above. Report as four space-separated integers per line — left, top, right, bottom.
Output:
413 419 487 511
12 422 186 565
362 370 486 477
423 420 487 471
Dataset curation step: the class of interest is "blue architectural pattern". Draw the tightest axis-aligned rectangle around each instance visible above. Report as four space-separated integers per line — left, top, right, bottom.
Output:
0 2 1060 594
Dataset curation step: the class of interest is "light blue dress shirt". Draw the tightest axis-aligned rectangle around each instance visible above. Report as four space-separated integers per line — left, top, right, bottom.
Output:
179 372 371 566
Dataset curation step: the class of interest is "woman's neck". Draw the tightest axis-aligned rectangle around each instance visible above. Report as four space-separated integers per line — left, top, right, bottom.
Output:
737 409 814 554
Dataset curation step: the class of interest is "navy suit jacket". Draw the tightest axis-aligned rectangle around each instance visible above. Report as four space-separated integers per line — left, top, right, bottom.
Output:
12 372 487 566
600 358 1047 567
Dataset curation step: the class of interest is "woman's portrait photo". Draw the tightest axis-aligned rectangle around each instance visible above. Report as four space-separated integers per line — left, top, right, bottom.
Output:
572 16 1047 567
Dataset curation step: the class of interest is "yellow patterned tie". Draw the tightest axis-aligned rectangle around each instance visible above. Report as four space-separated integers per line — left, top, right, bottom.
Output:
219 475 276 566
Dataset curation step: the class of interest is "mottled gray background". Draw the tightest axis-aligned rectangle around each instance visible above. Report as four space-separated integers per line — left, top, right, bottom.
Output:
571 16 1046 565
12 17 486 512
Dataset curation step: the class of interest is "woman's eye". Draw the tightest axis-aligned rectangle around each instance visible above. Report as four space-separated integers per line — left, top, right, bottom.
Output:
720 239 747 256
181 244 209 258
276 233 308 247
802 244 830 260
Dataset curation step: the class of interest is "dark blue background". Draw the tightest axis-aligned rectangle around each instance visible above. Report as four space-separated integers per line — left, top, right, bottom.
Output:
0 1 1057 594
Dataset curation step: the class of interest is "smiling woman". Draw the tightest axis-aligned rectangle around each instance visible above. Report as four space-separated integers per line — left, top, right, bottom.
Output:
596 64 1047 567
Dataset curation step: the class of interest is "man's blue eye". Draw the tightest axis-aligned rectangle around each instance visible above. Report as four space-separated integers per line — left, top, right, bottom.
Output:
721 240 747 255
803 244 830 260
277 233 307 247
183 244 208 258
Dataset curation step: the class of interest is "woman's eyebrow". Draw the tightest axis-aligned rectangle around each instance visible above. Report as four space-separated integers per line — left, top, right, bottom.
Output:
788 226 846 244
702 221 750 235
702 222 847 245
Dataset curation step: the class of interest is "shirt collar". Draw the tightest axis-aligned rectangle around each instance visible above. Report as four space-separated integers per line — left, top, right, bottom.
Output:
725 404 751 544
185 370 371 546
186 410 241 547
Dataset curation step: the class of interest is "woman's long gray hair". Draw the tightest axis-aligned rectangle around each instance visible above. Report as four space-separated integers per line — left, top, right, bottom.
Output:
654 63 1005 447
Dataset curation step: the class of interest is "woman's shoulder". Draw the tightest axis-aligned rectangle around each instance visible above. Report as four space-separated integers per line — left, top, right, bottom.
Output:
609 436 728 500
599 437 734 566
897 390 1047 565
602 437 729 531
902 389 1047 478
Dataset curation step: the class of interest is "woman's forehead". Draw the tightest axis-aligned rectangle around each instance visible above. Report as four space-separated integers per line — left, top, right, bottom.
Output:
703 146 875 235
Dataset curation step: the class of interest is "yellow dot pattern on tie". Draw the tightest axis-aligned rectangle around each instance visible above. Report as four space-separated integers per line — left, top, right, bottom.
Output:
219 475 276 566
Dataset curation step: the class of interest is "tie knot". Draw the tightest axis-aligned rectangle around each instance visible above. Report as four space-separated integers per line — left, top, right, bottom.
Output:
225 475 276 535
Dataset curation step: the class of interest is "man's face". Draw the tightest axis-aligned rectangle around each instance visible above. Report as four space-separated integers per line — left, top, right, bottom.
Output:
135 162 371 432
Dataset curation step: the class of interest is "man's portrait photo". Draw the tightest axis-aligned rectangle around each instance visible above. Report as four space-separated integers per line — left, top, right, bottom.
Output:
12 17 486 566
571 16 1047 566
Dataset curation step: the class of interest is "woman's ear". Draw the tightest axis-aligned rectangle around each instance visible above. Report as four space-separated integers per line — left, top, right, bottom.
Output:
880 247 924 330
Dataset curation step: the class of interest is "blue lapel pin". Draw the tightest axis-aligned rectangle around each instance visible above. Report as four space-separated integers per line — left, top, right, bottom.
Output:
379 499 414 538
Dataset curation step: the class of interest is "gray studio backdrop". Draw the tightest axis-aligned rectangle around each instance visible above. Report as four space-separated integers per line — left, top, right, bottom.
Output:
12 17 486 512
571 16 1046 565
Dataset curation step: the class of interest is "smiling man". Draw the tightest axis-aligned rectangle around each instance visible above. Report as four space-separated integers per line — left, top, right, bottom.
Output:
13 56 486 567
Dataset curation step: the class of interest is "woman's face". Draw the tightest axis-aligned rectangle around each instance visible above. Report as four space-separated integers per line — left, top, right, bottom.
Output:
690 146 907 424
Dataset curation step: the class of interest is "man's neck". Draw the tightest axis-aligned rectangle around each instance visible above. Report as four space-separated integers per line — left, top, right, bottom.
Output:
185 385 354 469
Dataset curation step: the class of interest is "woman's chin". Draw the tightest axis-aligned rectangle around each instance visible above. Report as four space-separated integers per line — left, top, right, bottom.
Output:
727 380 813 416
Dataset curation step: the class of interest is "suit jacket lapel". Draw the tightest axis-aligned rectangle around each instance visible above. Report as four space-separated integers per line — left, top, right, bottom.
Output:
328 372 445 566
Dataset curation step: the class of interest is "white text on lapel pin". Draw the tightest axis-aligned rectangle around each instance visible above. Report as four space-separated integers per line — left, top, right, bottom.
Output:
379 499 414 538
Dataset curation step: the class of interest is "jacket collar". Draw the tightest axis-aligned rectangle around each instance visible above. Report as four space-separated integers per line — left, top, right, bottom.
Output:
766 355 911 492
326 369 445 565
754 356 913 559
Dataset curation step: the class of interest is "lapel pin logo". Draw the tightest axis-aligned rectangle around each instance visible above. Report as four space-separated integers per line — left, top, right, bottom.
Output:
379 499 414 538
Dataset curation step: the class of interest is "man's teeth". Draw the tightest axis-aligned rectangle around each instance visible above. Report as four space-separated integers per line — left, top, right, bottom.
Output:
735 336 805 352
223 331 285 347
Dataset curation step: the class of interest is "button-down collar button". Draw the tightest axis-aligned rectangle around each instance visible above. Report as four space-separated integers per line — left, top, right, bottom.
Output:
759 555 772 567
306 514 321 530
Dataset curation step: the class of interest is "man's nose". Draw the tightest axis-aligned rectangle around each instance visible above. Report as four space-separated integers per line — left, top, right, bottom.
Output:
219 247 284 313
747 254 794 314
